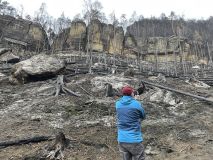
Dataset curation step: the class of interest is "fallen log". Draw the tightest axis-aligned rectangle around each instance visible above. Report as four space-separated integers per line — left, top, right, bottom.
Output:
0 48 12 56
77 84 94 97
0 136 52 149
142 80 213 104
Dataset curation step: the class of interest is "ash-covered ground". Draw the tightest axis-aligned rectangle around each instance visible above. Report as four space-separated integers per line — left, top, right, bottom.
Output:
0 70 213 160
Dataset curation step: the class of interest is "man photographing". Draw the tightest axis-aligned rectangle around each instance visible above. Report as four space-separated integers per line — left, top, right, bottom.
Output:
115 85 146 160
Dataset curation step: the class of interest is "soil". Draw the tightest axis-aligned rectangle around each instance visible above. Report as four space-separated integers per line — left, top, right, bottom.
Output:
0 73 212 160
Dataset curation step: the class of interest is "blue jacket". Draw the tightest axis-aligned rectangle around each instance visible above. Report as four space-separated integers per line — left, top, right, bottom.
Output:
115 96 145 143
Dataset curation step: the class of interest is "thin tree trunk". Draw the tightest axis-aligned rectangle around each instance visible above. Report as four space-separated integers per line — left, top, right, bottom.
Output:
207 42 212 63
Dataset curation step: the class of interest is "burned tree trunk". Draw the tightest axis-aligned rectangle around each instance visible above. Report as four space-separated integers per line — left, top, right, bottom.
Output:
54 75 81 97
105 83 114 97
0 136 51 149
47 132 68 159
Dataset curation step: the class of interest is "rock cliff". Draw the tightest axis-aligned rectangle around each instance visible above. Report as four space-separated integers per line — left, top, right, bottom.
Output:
0 15 49 51
53 20 124 54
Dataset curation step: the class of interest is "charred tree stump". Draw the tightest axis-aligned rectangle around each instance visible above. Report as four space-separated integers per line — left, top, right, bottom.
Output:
23 132 70 160
54 75 81 97
47 132 68 160
124 68 135 77
105 83 114 97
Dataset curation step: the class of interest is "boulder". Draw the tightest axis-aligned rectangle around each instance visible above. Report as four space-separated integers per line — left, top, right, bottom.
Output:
0 15 49 51
10 54 65 84
149 88 179 106
185 78 211 89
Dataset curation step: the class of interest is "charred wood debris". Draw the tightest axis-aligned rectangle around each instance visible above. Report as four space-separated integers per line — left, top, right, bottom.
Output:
0 50 213 102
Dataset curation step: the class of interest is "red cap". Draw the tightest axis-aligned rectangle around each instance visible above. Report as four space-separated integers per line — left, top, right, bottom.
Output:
121 86 133 96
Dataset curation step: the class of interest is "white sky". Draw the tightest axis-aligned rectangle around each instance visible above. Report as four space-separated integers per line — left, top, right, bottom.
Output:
6 0 213 20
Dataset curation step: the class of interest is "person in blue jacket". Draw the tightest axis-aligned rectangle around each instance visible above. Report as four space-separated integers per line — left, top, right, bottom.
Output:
115 85 146 160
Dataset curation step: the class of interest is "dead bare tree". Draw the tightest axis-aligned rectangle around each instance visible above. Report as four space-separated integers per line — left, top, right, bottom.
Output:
83 0 104 74
109 11 119 65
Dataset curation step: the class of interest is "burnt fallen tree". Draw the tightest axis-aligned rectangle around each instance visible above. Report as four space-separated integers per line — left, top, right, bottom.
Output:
1 132 69 160
0 48 12 56
0 136 52 149
142 80 213 104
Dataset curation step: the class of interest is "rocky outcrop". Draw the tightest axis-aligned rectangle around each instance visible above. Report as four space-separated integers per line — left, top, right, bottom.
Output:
123 32 139 58
124 33 137 50
142 36 191 62
147 36 189 54
51 28 70 51
0 15 49 51
88 20 124 54
52 21 87 51
53 20 124 54
87 20 104 52
67 21 87 50
124 18 213 58
9 54 65 84
108 26 124 54
124 35 189 59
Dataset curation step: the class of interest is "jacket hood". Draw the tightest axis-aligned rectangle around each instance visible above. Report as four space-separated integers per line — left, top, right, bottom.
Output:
119 96 134 105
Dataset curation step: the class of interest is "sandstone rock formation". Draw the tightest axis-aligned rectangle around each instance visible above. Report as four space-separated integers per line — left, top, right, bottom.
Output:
10 54 65 84
124 33 137 50
0 15 49 52
67 21 87 50
88 20 124 54
147 36 189 54
108 26 124 54
53 20 124 54
87 20 104 52
52 21 87 51
51 28 70 51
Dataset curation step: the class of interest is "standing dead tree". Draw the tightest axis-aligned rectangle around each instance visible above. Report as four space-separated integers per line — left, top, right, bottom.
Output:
83 0 104 73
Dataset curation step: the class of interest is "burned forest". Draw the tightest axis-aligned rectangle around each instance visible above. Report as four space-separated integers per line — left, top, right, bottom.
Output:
0 0 213 160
